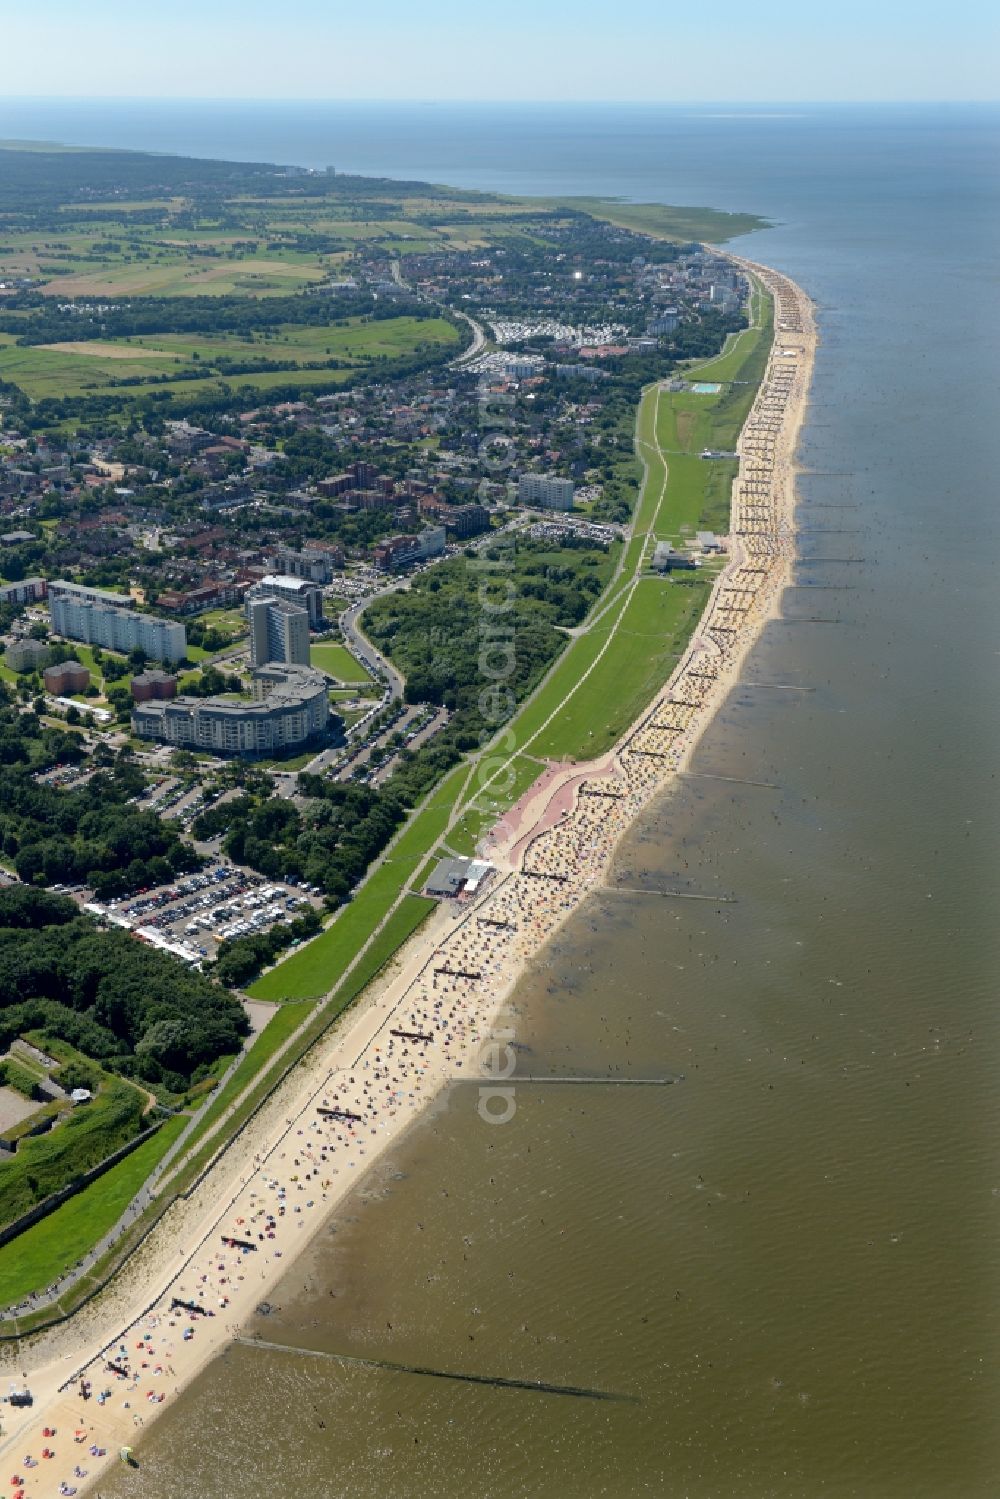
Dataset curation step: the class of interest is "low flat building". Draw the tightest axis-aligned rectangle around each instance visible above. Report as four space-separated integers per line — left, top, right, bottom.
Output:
696 531 725 553
425 856 494 899
130 670 178 702
652 542 697 573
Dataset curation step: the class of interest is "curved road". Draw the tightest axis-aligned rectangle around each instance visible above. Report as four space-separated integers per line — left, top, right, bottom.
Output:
340 598 404 702
391 254 485 367
449 308 487 367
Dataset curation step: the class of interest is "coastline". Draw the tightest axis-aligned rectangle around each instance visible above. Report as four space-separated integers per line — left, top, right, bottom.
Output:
0 258 815 1499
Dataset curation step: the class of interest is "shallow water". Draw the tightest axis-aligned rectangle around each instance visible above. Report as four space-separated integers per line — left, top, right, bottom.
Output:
94 103 1000 1497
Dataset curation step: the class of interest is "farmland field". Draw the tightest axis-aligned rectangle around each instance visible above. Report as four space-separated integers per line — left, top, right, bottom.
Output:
0 315 459 400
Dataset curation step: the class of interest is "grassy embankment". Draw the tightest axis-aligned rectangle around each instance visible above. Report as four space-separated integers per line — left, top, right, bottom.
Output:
0 1077 149 1232
0 1116 185 1310
163 893 434 1190
247 765 466 1001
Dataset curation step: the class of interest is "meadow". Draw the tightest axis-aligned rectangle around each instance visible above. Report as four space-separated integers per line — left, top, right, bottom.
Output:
0 315 459 400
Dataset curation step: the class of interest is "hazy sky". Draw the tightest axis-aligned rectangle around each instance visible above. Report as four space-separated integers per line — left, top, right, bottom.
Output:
3 0 995 103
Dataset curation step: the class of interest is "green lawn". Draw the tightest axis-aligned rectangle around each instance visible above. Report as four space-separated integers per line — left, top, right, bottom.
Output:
530 578 710 758
0 1115 185 1308
533 197 770 244
310 641 372 682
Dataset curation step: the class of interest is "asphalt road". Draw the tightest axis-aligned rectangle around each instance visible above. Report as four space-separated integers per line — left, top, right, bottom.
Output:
340 599 404 702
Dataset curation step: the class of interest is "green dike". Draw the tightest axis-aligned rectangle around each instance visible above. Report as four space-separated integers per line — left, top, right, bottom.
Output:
247 764 468 1001
530 577 712 759
169 895 434 1191
0 1115 185 1308
0 1079 146 1231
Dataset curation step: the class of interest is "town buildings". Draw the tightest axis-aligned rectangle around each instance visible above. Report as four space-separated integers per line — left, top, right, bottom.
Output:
263 547 336 584
49 582 186 663
130 670 178 702
246 575 324 627
131 663 330 757
372 526 446 572
248 596 311 669
518 474 576 511
4 638 49 671
43 660 90 694
0 577 47 607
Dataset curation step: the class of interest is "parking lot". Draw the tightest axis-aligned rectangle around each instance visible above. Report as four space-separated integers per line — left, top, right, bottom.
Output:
84 861 323 964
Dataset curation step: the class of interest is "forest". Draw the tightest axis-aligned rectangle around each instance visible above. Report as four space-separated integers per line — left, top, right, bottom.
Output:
0 739 200 895
0 886 248 1093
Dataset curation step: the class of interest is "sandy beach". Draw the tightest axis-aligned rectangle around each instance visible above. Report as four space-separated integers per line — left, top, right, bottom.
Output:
0 258 815 1499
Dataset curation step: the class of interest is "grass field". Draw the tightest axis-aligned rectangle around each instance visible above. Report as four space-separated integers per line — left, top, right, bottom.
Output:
534 197 769 244
37 255 326 300
0 315 459 401
310 641 372 682
0 1115 185 1308
444 753 547 857
533 578 710 758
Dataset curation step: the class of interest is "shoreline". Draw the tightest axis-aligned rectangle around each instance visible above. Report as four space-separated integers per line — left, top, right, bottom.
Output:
0 257 815 1499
